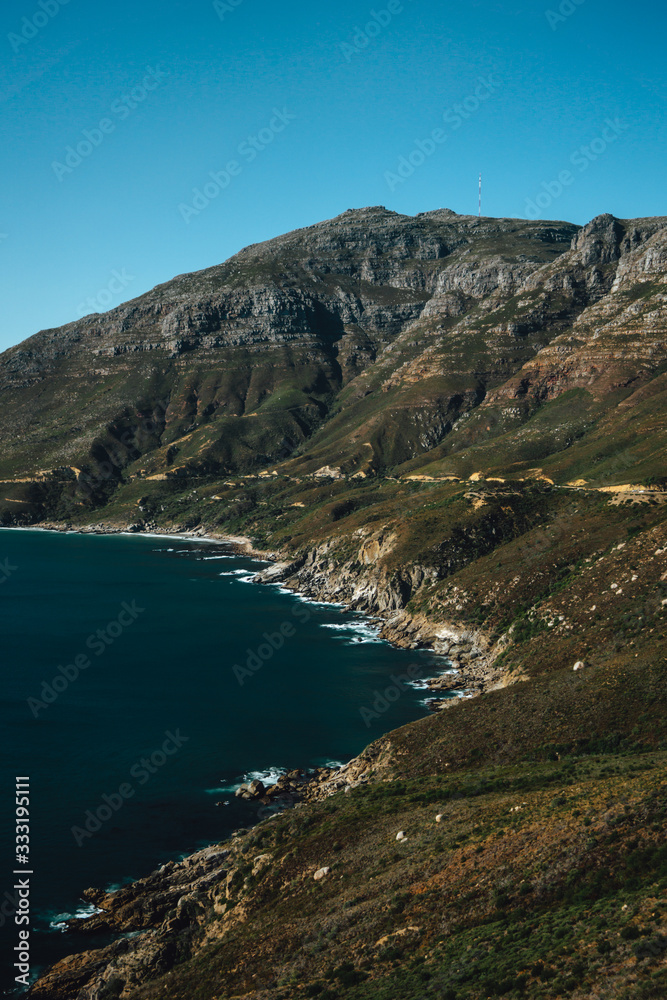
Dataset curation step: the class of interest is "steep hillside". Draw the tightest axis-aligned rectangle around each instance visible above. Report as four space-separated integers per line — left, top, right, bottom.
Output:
6 207 667 1000
30 662 667 1000
3 207 665 724
0 207 577 492
1 209 666 523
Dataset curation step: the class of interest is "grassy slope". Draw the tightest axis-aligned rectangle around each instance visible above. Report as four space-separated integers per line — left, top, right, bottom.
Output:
19 471 664 999
131 699 667 999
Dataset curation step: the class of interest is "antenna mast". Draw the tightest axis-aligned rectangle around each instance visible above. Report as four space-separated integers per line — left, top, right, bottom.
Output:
479 173 482 218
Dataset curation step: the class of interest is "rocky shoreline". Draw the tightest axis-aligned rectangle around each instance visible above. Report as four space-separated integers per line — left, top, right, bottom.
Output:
250 553 510 704
24 518 509 701
26 766 353 998
26 753 394 998
29 745 405 1000
17 516 510 997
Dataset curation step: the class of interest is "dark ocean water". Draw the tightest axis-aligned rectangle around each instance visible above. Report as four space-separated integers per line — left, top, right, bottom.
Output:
0 528 452 993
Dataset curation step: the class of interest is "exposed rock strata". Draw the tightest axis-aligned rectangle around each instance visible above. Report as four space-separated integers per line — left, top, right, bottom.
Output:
0 207 581 486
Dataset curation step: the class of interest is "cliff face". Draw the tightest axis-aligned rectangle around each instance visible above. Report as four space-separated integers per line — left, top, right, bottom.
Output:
0 208 579 487
488 214 667 402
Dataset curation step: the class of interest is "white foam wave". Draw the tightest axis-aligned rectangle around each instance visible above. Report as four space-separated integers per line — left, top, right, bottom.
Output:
272 585 346 608
246 767 287 784
419 689 467 709
209 766 288 794
49 903 103 932
321 621 383 643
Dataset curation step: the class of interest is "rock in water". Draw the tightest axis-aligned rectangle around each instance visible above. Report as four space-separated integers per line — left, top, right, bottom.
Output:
235 780 266 801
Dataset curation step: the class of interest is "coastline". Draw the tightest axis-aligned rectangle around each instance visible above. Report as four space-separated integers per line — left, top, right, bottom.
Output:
11 518 502 997
8 519 430 993
6 519 498 703
4 521 259 553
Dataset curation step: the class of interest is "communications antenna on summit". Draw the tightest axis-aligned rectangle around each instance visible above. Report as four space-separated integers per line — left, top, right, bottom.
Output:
478 173 482 218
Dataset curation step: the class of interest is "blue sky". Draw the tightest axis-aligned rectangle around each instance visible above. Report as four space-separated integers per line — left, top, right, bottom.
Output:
1 0 665 352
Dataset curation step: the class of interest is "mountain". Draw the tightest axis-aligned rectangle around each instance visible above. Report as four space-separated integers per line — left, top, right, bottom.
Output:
1 208 665 513
7 207 667 999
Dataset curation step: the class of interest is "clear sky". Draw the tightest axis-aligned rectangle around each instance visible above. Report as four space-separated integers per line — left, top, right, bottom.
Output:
1 0 665 352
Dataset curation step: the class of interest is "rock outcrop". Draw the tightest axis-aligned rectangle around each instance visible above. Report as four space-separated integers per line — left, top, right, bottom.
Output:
29 846 232 999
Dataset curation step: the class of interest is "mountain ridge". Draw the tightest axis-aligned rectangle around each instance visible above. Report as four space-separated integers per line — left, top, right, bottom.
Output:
10 206 667 1000
5 206 666 497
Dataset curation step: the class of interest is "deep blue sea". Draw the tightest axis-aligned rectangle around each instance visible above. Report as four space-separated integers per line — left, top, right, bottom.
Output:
0 528 452 993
